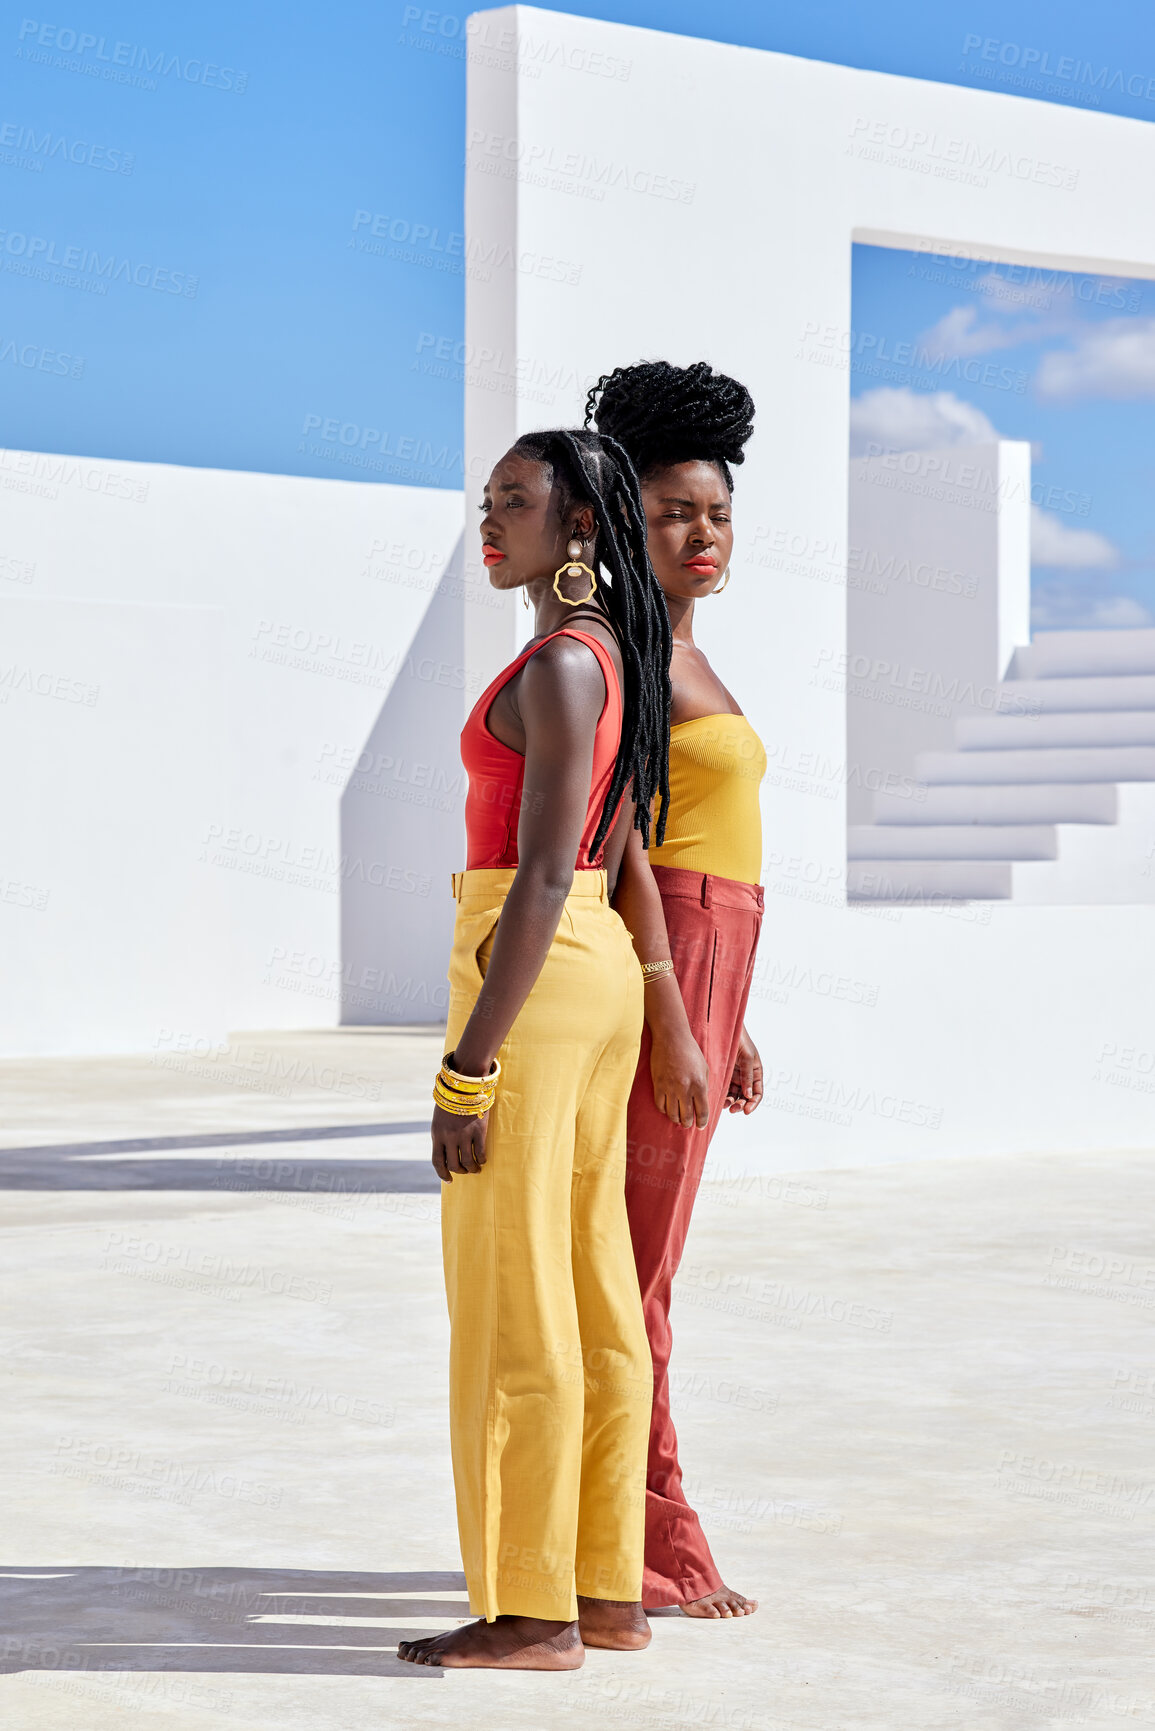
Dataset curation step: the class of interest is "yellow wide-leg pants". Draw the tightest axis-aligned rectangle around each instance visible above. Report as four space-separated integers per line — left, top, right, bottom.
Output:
442 866 651 1622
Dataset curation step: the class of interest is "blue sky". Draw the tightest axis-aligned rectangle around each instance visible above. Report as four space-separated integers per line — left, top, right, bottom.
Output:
3 0 1154 526
851 246 1155 627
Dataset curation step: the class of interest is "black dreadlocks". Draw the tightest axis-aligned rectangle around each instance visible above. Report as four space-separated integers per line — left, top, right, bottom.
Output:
511 427 672 853
584 359 755 493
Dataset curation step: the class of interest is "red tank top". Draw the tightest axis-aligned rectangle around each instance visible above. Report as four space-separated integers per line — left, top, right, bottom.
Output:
461 628 623 870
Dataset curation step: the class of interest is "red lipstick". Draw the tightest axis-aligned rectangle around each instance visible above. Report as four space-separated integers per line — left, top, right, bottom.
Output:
482 545 506 566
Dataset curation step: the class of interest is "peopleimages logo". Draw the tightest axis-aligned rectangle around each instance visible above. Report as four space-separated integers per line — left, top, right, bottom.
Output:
962 34 1155 102
15 20 248 90
0 118 134 172
1 336 85 377
0 228 197 296
847 117 1079 190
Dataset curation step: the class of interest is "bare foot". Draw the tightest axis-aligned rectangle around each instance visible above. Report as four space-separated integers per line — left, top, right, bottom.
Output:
577 1595 651 1650
398 1614 583 1670
681 1585 758 1618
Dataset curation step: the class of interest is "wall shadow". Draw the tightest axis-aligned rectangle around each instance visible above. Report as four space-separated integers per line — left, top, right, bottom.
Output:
340 541 466 1027
0 1123 438 1191
0 1564 468 1680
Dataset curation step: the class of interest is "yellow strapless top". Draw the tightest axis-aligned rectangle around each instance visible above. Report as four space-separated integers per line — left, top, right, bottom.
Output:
649 712 766 885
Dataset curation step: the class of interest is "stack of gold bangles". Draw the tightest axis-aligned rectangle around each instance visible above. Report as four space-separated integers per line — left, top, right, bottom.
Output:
433 1052 501 1117
641 959 674 981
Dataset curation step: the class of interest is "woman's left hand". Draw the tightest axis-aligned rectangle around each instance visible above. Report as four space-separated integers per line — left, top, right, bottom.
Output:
725 1025 763 1114
431 1102 489 1181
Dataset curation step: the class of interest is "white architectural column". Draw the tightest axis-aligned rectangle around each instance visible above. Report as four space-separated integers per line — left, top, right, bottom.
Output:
846 440 1031 824
463 22 522 697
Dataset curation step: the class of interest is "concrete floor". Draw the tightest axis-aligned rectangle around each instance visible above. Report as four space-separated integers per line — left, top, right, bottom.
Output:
1 1029 1151 1730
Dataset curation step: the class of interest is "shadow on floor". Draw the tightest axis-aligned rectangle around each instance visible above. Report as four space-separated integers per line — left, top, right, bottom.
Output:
0 1123 439 1191
0 1565 469 1679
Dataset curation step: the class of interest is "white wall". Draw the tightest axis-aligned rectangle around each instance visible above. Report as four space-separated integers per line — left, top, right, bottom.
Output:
465 5 1155 1165
0 598 226 1054
1 452 463 1052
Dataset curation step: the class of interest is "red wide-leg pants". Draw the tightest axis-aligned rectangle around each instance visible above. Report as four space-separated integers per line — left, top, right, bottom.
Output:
624 864 764 1608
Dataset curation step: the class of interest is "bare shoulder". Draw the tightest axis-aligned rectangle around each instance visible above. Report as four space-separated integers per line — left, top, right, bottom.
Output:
522 631 614 704
562 617 624 685
670 640 741 721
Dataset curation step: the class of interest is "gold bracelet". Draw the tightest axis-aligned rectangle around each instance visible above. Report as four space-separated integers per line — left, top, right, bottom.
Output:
434 1093 493 1118
434 1085 494 1109
434 1052 499 1118
433 1081 494 1116
441 1053 501 1090
436 1076 495 1098
640 959 674 979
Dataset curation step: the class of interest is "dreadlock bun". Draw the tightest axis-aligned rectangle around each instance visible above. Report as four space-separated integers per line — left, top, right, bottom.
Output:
585 360 755 491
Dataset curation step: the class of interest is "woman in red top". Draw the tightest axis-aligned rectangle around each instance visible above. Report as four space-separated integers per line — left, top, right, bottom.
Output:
399 429 673 1671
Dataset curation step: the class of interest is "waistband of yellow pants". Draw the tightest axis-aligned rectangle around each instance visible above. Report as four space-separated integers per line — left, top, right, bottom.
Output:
451 867 608 903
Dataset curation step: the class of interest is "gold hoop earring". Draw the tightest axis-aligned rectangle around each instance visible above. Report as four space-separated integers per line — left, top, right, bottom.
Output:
553 536 597 606
713 567 730 594
522 587 530 610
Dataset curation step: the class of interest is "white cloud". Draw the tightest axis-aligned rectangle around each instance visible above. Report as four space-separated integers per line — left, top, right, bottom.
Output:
1035 315 1155 400
1030 504 1120 570
918 304 1030 358
849 387 1000 457
1031 584 1153 630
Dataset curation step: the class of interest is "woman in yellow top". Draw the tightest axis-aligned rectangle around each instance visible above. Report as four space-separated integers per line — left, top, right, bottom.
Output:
588 361 766 1621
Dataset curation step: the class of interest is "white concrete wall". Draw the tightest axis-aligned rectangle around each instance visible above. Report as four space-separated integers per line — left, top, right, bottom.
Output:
1 451 464 1052
0 598 226 1055
465 5 1155 1165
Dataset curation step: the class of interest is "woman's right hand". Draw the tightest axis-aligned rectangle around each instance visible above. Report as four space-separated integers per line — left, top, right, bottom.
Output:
649 1026 709 1129
431 1104 489 1182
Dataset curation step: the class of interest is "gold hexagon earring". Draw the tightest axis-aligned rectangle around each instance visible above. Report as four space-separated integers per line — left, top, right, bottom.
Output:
713 566 731 594
553 537 598 605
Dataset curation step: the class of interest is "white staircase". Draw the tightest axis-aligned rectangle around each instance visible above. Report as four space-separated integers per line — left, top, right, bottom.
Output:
849 629 1155 903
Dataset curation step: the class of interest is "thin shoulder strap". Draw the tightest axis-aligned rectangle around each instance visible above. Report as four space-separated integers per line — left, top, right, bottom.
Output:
478 624 621 717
